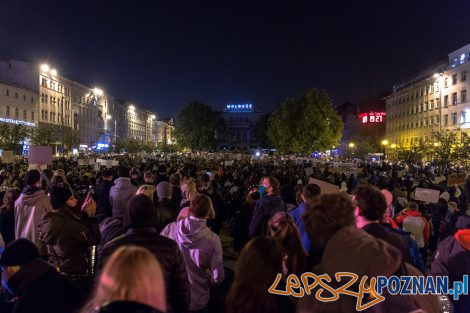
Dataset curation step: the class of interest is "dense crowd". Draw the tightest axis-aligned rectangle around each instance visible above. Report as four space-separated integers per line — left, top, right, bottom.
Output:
0 153 468 313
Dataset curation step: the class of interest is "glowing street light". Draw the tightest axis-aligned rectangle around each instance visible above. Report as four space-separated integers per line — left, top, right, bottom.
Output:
106 115 112 120
391 144 397 149
348 142 355 148
129 105 135 110
93 88 104 96
40 63 50 72
381 140 389 146
50 69 57 76
151 114 156 119
433 142 439 147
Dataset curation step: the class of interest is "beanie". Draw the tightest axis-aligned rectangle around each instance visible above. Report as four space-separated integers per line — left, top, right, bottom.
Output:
24 170 41 186
123 194 156 228
0 238 40 266
49 185 73 210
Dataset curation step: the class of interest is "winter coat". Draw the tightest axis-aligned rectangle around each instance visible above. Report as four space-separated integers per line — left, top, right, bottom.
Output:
109 178 137 217
297 226 440 313
171 185 183 207
0 205 15 245
95 180 113 217
161 216 225 311
155 198 179 232
97 301 164 313
38 208 101 275
249 194 287 238
429 229 470 313
396 209 430 248
6 259 80 313
14 186 53 256
99 227 190 313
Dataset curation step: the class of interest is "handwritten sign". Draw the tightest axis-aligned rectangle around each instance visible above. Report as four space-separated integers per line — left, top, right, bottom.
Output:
308 178 339 195
447 173 467 186
414 188 440 203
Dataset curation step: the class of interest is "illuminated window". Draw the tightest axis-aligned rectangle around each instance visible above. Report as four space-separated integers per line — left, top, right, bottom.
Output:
430 99 434 110
444 95 449 107
452 93 457 105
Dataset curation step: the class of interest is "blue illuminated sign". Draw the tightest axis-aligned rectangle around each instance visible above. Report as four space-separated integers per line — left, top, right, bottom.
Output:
225 104 254 111
0 117 36 127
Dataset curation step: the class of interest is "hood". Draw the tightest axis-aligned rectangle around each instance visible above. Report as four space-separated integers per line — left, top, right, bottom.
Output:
315 226 402 278
454 229 470 251
8 259 54 296
17 189 47 206
114 177 132 188
402 210 423 217
176 217 208 248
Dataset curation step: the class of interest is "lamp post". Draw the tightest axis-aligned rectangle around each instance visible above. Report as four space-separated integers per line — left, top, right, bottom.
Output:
390 143 396 161
348 142 355 159
381 140 389 160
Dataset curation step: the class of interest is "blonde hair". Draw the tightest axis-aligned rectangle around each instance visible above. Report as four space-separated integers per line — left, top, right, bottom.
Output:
82 246 166 312
181 180 198 201
136 184 155 199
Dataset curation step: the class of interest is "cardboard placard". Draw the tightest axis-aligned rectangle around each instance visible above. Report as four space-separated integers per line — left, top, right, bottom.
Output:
414 188 440 203
1 151 14 164
88 159 95 165
28 146 52 165
308 178 340 194
447 173 466 186
434 176 446 184
28 164 47 171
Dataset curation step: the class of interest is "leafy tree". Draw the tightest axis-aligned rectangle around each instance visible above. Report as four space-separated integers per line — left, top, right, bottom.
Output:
142 141 155 153
454 131 470 165
0 123 29 151
268 88 343 154
30 125 58 146
62 128 81 152
431 129 459 165
175 100 226 151
394 139 429 164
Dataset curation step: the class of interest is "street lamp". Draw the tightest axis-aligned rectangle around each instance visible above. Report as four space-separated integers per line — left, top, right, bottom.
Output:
381 140 389 160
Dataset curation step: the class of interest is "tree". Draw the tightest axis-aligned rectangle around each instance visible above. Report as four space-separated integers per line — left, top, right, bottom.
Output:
268 88 343 154
174 100 226 151
30 125 58 146
63 128 81 152
454 131 470 165
431 129 459 165
0 123 29 151
394 139 429 164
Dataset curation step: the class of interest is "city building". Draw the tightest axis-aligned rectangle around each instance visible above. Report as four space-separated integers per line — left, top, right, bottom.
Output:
337 95 388 157
155 118 175 145
220 104 264 150
114 100 154 142
0 80 38 132
386 43 470 152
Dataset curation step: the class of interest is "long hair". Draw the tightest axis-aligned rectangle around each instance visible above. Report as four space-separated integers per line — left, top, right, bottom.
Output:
81 246 166 312
1 187 21 213
269 211 308 277
136 184 156 200
226 237 285 313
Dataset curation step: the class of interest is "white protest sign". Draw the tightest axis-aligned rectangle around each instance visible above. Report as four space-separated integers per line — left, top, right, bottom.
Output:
112 160 119 167
88 159 95 165
308 178 340 194
1 151 14 164
28 146 52 165
414 188 440 203
78 159 86 166
94 163 100 171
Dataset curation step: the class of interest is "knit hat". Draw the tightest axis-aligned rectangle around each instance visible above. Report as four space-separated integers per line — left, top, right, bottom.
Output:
24 170 41 186
49 185 73 210
0 238 40 266
123 194 156 228
456 215 470 229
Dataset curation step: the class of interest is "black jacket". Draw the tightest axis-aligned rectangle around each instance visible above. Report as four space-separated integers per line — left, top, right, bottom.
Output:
249 194 286 238
96 180 114 217
171 185 183 208
99 227 190 313
38 208 101 275
98 301 164 313
362 223 411 264
0 206 15 245
155 198 179 232
7 259 80 313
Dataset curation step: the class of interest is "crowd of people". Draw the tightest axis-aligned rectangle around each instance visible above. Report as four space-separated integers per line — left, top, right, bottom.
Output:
0 153 468 312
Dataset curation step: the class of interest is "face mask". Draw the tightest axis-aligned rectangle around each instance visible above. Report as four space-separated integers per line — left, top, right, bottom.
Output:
258 185 266 197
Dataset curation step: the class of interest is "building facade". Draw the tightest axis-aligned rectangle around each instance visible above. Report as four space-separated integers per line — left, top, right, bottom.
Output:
221 104 264 150
0 81 38 130
386 43 470 150
155 118 175 145
114 100 154 142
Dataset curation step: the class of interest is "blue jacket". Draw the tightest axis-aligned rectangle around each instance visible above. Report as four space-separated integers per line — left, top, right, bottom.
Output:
289 202 311 254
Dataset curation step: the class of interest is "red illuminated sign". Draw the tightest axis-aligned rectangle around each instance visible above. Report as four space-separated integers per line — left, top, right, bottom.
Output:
358 112 386 124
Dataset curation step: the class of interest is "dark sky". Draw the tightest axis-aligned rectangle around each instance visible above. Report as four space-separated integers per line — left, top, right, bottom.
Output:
1 0 470 118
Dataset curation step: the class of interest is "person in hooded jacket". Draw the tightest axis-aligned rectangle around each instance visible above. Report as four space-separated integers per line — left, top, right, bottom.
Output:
161 194 225 313
0 238 81 313
98 194 190 313
38 185 101 296
109 167 137 217
429 215 470 313
14 170 53 258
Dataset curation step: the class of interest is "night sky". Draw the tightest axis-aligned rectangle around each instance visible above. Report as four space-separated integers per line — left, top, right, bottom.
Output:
1 0 470 118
